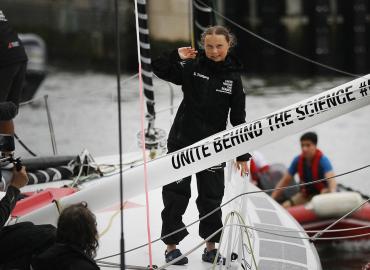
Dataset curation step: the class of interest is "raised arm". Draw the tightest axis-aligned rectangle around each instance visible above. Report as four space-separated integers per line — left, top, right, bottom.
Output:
152 47 197 85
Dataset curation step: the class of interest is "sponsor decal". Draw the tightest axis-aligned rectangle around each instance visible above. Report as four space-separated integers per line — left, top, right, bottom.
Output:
171 77 370 170
193 72 209 80
8 41 20 49
216 79 233 94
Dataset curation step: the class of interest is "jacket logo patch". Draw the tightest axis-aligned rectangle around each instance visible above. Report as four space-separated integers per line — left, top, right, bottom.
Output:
193 72 209 80
8 41 20 49
0 11 7 22
216 80 233 95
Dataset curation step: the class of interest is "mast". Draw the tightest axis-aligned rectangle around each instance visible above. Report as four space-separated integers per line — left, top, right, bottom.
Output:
135 0 165 156
192 0 215 49
136 0 155 126
189 0 195 48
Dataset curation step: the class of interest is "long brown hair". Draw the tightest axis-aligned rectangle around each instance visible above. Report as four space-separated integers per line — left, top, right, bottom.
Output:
200 25 237 48
57 202 99 258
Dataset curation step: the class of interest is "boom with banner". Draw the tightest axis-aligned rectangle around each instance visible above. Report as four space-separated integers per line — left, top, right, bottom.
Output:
15 74 370 225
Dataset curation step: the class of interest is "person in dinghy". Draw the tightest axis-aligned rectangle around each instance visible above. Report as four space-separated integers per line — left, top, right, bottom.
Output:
271 132 337 208
249 151 270 189
152 25 251 265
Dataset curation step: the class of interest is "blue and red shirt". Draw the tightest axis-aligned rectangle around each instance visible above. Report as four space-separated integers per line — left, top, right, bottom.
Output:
288 149 333 195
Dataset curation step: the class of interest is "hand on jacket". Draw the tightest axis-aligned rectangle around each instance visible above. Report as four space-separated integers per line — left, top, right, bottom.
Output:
178 47 198 60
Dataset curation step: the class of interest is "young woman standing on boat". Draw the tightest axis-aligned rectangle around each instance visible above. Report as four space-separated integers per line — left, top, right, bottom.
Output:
152 26 250 265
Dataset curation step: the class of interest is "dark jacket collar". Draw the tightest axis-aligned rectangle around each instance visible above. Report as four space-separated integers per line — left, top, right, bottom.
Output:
196 50 243 73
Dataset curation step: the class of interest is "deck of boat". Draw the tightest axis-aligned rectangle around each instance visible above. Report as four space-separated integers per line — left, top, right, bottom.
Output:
93 156 321 269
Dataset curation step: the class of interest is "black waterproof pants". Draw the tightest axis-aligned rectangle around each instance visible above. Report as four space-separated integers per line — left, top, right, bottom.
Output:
0 222 56 269
161 143 225 245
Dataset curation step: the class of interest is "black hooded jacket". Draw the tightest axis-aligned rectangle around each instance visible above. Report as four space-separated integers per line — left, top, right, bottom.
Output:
32 243 100 270
152 50 250 161
0 10 27 67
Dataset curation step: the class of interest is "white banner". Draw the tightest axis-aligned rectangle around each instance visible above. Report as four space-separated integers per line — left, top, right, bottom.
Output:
17 75 370 225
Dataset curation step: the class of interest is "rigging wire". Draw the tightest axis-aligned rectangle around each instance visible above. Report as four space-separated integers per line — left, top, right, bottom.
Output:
97 218 370 269
96 213 370 268
95 163 370 261
14 133 37 157
225 224 370 242
113 0 125 269
196 0 360 78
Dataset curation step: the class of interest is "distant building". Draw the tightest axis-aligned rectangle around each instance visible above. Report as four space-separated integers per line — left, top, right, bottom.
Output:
148 0 190 42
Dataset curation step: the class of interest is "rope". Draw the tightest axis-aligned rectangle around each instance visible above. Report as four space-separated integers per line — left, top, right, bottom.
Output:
215 212 258 270
96 221 370 268
196 0 360 78
14 133 37 157
234 211 258 270
122 73 139 84
99 209 121 238
70 163 85 187
113 0 125 268
95 163 370 261
211 212 233 268
135 0 154 267
52 199 63 215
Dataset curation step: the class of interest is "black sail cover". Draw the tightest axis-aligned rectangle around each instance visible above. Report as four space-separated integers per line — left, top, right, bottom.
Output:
192 0 215 49
136 0 155 131
0 156 76 190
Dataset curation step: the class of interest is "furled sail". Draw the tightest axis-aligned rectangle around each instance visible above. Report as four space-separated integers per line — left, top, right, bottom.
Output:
135 0 156 140
135 0 167 153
